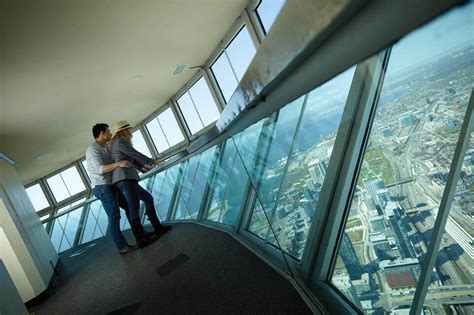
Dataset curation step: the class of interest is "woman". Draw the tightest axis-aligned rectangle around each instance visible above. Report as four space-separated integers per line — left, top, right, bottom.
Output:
110 120 171 248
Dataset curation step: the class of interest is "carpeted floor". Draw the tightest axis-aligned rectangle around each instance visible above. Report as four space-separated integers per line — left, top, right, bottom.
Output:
31 223 314 314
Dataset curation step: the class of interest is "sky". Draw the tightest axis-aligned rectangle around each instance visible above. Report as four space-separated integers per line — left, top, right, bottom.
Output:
388 2 474 72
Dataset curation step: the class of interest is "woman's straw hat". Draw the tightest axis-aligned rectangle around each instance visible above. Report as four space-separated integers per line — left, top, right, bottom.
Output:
112 120 132 133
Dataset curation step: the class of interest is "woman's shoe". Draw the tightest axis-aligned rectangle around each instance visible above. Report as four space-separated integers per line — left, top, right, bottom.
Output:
119 245 138 255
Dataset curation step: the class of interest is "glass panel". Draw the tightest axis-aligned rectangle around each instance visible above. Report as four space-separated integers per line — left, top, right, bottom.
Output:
25 183 49 211
267 67 355 259
177 92 204 135
186 148 217 219
46 166 86 203
256 0 286 34
234 95 305 239
211 52 238 103
225 26 256 81
61 166 86 196
422 133 474 314
205 140 248 226
146 118 169 153
49 219 64 252
173 147 218 220
158 108 185 147
80 200 104 244
152 166 179 221
57 215 72 252
132 129 152 158
145 171 166 220
331 4 473 313
173 159 199 220
188 77 220 127
46 173 70 203
211 26 256 104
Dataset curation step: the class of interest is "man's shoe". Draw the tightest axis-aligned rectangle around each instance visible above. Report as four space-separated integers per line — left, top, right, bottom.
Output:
156 225 172 236
137 234 159 249
119 245 138 255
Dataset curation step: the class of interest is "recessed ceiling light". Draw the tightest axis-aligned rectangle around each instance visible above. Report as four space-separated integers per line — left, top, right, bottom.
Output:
172 64 188 76
132 74 143 80
35 153 54 161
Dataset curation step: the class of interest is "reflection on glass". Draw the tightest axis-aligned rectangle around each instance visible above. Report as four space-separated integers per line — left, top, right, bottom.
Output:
177 77 220 135
49 206 83 253
80 200 107 244
268 66 355 259
211 26 256 103
236 96 305 238
132 129 152 158
172 151 213 220
331 4 473 313
25 183 49 212
236 64 354 259
46 166 86 203
151 166 180 221
255 0 286 34
146 108 185 153
205 140 248 226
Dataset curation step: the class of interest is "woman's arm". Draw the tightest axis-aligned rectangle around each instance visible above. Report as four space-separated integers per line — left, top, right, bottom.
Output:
116 139 155 166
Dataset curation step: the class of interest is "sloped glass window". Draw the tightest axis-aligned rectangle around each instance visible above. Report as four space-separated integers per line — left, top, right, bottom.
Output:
255 0 286 34
211 26 256 103
331 4 474 312
46 166 86 203
146 107 185 152
25 183 49 212
176 77 220 135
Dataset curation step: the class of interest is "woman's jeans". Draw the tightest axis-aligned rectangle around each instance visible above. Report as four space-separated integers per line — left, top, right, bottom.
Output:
92 185 129 250
115 179 163 233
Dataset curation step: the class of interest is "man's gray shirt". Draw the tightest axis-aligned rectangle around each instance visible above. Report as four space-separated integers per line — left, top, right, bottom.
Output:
85 143 113 187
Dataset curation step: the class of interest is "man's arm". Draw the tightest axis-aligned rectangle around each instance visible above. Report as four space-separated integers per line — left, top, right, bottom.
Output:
86 146 131 175
102 160 131 174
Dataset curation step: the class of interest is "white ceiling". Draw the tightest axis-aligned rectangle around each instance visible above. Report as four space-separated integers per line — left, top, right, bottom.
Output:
0 0 248 184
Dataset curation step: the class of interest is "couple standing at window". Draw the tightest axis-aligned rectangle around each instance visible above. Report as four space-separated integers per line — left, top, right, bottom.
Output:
85 121 171 255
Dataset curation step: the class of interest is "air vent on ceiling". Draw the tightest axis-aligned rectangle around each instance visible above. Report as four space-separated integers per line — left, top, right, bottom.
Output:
172 64 188 76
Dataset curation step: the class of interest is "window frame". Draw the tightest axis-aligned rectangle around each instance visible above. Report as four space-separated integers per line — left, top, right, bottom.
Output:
43 162 89 208
142 101 189 157
206 15 260 106
172 71 223 139
24 180 53 214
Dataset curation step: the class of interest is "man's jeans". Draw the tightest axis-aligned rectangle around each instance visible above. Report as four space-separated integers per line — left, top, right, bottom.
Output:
92 185 128 250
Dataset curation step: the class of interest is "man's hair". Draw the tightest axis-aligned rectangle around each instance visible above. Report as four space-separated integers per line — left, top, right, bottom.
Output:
92 123 109 139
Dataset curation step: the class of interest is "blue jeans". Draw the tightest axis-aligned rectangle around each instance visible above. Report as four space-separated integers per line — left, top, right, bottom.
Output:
115 180 162 232
92 185 129 250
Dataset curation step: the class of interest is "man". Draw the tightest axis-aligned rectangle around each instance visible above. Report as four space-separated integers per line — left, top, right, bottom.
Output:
86 123 157 255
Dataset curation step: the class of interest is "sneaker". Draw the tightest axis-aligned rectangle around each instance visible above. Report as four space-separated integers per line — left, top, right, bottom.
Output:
137 234 159 249
156 225 172 236
119 245 138 255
